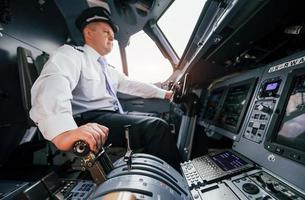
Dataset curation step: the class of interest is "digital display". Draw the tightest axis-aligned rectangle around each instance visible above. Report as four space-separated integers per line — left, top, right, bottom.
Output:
211 151 248 171
260 79 281 97
266 82 279 91
204 89 224 120
275 75 305 152
216 83 252 132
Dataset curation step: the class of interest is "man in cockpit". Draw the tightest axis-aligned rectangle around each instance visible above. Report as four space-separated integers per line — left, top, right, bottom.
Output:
30 6 181 170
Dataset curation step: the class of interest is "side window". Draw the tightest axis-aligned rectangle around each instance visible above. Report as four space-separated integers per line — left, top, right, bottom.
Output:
126 31 173 83
106 40 123 73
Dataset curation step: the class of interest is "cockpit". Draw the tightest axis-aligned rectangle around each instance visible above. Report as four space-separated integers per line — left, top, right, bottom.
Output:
1 0 305 199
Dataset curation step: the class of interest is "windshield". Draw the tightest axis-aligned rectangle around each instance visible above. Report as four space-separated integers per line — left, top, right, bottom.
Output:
158 0 206 58
126 31 173 83
106 32 173 84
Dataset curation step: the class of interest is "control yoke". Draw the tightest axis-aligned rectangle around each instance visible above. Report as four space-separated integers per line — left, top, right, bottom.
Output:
171 73 190 103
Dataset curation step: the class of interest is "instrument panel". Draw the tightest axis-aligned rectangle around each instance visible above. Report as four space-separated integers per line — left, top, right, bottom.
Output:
192 51 305 199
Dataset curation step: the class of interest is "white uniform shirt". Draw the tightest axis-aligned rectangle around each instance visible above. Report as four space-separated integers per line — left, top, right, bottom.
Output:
30 44 167 141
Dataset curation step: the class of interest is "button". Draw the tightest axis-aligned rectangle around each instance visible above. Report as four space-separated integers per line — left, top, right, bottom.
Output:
275 147 283 154
254 114 260 119
193 193 200 199
291 153 300 160
263 195 272 200
249 122 254 127
260 115 266 120
252 128 258 134
258 104 272 114
259 124 266 130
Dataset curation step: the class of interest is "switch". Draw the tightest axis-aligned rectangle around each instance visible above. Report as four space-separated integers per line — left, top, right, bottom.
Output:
291 153 300 160
257 104 272 114
275 147 283 154
249 122 254 127
259 124 266 130
252 128 258 135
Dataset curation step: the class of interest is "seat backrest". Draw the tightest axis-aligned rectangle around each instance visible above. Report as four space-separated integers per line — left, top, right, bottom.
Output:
17 47 39 125
16 48 55 162
34 52 49 75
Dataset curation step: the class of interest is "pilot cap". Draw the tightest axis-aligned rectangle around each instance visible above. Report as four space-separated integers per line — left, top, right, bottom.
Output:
75 6 119 33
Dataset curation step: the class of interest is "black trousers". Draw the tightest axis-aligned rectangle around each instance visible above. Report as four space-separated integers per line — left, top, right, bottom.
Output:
76 110 181 171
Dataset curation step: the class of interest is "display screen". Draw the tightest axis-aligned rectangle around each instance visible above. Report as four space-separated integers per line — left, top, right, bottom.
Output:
216 83 252 132
275 75 305 152
211 151 248 171
261 80 281 97
204 89 224 120
266 82 279 91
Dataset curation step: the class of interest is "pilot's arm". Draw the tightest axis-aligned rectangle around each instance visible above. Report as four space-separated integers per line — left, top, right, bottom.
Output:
114 69 173 100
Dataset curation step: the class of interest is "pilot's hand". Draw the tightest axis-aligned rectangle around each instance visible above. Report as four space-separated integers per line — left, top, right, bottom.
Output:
164 90 173 100
52 123 109 153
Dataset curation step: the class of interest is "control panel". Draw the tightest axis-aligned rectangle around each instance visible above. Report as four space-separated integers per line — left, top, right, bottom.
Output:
18 172 96 200
244 99 276 143
188 169 305 200
64 180 96 199
0 181 29 199
243 77 281 143
190 182 239 200
232 171 305 200
181 150 254 188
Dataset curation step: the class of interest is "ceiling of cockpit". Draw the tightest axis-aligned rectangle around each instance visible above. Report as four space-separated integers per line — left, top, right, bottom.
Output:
54 0 173 46
183 0 305 89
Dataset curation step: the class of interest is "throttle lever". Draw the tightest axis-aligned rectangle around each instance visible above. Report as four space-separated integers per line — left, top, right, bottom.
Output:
95 144 114 174
95 143 112 161
72 140 107 184
124 125 133 170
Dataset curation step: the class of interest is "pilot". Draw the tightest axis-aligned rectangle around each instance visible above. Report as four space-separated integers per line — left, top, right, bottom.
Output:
30 6 181 170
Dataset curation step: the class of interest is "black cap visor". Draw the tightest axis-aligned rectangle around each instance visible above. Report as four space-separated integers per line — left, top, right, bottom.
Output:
80 17 118 33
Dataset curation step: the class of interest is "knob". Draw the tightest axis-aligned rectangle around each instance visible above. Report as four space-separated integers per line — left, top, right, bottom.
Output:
73 140 90 156
242 183 260 194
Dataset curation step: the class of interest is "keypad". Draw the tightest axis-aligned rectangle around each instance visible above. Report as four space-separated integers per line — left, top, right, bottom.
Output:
181 161 203 189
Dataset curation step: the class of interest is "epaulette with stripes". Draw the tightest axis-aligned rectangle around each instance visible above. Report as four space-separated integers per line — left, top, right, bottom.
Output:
70 45 84 53
108 64 116 69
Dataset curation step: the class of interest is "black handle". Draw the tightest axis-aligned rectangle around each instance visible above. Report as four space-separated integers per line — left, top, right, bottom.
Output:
73 140 90 156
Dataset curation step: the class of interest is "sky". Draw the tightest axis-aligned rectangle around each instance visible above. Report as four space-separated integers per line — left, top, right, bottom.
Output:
106 0 206 83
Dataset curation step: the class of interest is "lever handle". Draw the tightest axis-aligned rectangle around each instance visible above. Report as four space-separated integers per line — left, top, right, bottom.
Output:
124 125 132 151
123 125 133 170
73 140 90 157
